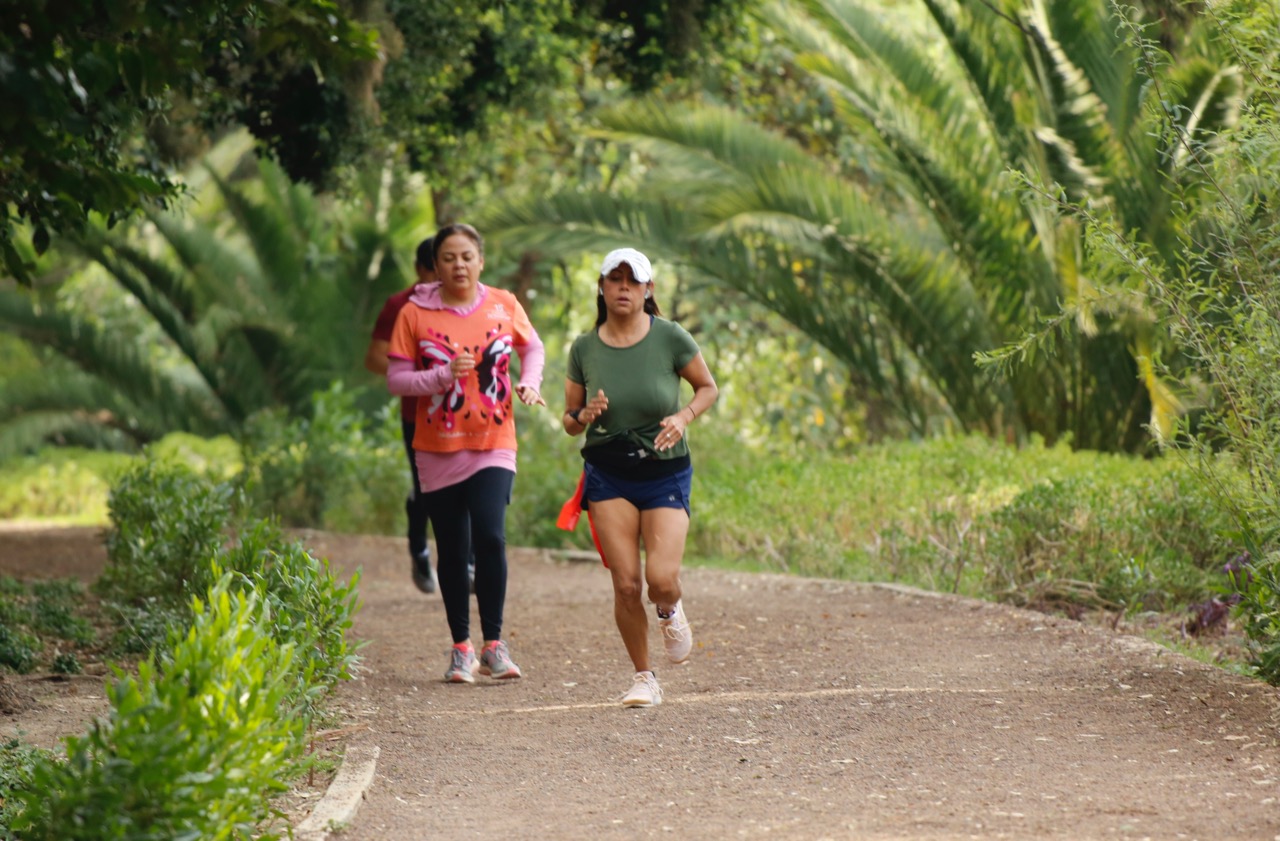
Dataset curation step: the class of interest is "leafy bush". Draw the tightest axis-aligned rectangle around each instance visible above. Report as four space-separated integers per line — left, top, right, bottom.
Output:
3 443 363 836
96 459 236 608
0 738 48 841
106 599 188 657
238 383 403 534
51 651 83 675
219 521 363 714
0 623 38 673
10 579 309 840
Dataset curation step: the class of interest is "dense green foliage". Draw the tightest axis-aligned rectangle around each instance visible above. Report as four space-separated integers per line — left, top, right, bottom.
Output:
0 0 378 284
0 738 46 840
94 457 365 670
239 383 403 533
98 461 237 608
3 460 362 835
1032 0 1280 680
479 0 1241 451
0 143 427 456
11 581 309 840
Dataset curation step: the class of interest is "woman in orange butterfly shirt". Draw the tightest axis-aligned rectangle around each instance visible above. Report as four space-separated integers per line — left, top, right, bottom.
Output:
387 223 546 684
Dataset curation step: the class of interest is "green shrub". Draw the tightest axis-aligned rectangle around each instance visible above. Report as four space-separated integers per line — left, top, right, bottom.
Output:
238 383 403 534
0 738 48 840
96 459 235 608
11 579 310 840
220 521 363 712
106 599 188 657
1235 553 1280 680
50 651 83 675
0 623 38 673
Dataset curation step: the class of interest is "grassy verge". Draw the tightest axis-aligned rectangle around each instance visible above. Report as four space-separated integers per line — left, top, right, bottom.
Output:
0 427 1251 670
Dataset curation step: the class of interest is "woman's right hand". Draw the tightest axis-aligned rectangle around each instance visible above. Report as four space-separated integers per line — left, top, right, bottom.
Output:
578 389 609 425
450 353 476 379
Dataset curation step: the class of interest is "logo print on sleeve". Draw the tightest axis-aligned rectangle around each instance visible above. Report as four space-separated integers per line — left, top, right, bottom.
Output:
418 332 466 429
476 330 514 424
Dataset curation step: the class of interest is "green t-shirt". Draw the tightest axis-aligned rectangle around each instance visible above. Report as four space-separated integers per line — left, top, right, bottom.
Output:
567 317 700 460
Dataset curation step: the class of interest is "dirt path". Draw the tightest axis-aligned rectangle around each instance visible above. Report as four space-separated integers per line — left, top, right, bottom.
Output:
4 527 1280 839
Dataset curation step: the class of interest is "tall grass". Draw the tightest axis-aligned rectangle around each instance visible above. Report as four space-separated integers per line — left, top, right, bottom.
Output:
688 434 1235 605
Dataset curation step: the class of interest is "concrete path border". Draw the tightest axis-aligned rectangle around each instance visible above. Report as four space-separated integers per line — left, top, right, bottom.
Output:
295 743 380 840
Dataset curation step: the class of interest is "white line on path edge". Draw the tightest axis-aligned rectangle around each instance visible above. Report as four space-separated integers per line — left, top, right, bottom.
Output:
295 744 379 840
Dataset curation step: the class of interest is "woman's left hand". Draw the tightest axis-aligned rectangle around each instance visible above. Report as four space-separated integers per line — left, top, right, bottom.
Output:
655 413 688 451
516 384 546 407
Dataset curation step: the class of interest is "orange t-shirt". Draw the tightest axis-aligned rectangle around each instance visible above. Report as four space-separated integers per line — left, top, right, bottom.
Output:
388 287 534 454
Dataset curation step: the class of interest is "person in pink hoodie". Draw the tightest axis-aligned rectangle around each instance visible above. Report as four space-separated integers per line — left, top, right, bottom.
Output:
387 223 547 684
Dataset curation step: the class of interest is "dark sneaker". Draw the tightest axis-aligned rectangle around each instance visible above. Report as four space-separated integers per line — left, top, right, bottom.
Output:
478 640 522 680
444 644 478 684
412 550 437 594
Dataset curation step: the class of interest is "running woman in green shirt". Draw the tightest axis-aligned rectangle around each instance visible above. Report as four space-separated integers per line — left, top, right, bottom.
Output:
563 248 719 708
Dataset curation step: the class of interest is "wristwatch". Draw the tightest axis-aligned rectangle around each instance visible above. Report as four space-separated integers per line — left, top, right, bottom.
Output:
569 408 584 423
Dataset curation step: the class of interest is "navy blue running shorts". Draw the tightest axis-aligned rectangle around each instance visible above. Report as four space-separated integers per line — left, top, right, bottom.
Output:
583 463 692 514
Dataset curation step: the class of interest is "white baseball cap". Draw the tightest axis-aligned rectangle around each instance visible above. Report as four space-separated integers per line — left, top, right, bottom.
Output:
599 247 653 283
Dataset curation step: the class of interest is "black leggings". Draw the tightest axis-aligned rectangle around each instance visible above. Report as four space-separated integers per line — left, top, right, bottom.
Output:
423 467 514 644
402 421 430 558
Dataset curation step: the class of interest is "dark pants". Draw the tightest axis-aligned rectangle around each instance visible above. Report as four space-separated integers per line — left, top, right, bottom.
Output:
422 467 514 644
402 421 430 559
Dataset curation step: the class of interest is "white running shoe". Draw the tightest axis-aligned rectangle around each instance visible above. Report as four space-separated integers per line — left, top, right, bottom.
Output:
621 671 663 707
659 600 692 663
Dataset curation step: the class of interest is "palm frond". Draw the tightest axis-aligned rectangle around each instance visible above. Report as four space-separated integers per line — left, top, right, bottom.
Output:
0 288 228 436
0 410 137 460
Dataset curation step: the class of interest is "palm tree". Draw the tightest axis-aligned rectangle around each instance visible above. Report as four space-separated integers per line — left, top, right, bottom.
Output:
478 0 1240 451
0 140 432 457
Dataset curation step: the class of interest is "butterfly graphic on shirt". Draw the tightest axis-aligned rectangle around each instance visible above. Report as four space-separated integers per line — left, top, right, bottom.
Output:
476 330 514 423
418 339 466 429
418 327 515 429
